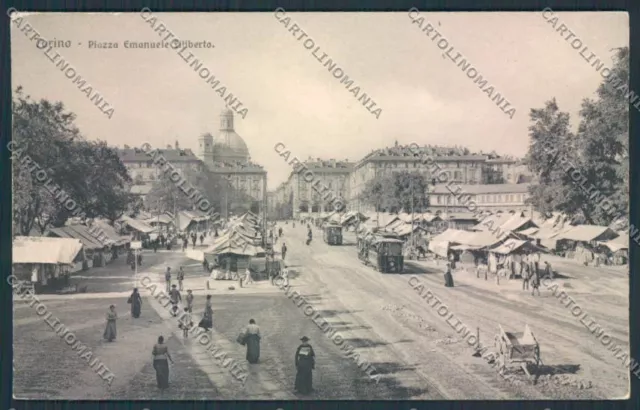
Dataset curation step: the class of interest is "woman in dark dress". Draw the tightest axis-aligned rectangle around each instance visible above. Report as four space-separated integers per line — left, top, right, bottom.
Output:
294 336 315 394
152 336 174 389
444 263 455 287
103 305 117 342
243 319 261 364
198 295 213 331
128 288 143 318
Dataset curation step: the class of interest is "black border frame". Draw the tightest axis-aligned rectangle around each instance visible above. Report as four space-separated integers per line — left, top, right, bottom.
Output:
1 1 637 410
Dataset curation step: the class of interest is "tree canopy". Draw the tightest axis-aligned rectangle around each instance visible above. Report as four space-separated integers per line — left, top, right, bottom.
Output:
12 87 133 235
526 47 629 226
360 171 430 213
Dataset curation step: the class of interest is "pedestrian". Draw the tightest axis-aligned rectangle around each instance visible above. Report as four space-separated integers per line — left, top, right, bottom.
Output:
281 242 287 260
544 261 554 279
522 263 530 291
128 288 143 318
192 234 197 248
137 252 143 266
279 227 283 237
294 336 315 395
169 285 181 317
444 263 454 287
153 239 158 253
185 289 194 313
306 229 312 245
177 266 185 291
152 335 174 390
182 237 188 252
243 319 261 364
103 305 117 342
531 270 541 296
244 268 253 285
165 267 172 293
179 307 193 339
281 264 290 287
198 295 213 331
200 234 204 246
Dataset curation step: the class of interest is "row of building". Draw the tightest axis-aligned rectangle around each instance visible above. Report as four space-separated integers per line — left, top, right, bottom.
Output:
118 108 268 213
268 142 534 219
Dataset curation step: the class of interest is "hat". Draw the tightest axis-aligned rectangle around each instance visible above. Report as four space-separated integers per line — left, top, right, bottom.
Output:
300 336 310 342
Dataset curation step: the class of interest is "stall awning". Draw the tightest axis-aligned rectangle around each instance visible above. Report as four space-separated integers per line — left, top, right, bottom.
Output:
490 239 529 254
91 219 131 246
48 225 106 250
518 227 539 237
556 225 618 242
121 216 155 233
13 236 83 264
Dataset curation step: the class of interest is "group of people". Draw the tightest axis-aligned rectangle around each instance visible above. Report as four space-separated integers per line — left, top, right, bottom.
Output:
181 231 205 251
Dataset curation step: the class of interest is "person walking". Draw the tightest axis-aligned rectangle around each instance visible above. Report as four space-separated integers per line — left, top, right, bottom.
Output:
281 264 290 287
294 336 316 395
199 295 213 331
306 229 312 245
128 288 143 318
522 263 530 291
169 285 181 317
137 252 143 266
165 267 172 293
185 289 194 313
200 234 204 246
279 227 283 237
192 233 197 249
177 266 185 291
103 305 117 342
281 242 287 260
179 307 193 339
544 261 554 279
243 319 261 364
531 269 541 296
444 263 455 287
244 268 254 286
182 236 188 252
152 335 174 390
153 239 158 253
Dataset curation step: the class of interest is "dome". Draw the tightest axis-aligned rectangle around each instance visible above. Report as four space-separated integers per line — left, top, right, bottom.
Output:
213 130 250 162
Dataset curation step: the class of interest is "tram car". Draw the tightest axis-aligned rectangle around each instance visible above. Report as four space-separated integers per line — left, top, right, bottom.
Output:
357 231 404 273
322 223 343 245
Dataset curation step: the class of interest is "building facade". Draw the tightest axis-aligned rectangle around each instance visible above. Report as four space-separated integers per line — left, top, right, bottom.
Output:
348 144 487 213
428 183 531 213
117 145 204 201
197 108 267 215
269 143 531 218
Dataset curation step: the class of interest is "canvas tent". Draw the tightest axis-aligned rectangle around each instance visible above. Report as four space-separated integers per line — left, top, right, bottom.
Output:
13 236 84 265
556 225 618 243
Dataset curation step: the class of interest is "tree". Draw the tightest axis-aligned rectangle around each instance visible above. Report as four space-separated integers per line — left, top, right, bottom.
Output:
360 171 429 213
12 87 134 234
574 47 629 225
481 166 506 184
525 47 629 225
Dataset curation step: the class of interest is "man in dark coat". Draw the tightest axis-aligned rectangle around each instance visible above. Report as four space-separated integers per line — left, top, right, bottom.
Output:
294 336 315 394
281 243 287 260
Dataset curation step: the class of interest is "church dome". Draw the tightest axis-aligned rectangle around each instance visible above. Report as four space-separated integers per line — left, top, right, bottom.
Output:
213 109 250 162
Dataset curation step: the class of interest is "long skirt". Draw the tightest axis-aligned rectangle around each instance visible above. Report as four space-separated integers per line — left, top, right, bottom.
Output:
131 301 141 318
199 315 213 330
153 359 170 389
103 320 117 341
295 366 313 394
444 272 454 287
245 334 260 363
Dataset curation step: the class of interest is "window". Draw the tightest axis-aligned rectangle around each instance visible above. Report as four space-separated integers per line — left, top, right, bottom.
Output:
437 196 442 204
454 171 462 180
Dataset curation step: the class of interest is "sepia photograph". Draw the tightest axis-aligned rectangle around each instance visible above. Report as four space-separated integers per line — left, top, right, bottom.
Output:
9 8 631 400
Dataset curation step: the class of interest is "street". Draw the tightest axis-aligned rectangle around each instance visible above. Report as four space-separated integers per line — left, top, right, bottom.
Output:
13 225 628 399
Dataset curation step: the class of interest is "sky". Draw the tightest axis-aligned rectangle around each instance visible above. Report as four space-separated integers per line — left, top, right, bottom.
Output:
10 11 628 189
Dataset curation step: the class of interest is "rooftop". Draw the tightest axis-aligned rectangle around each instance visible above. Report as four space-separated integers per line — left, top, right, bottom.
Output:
118 147 200 163
430 183 531 194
